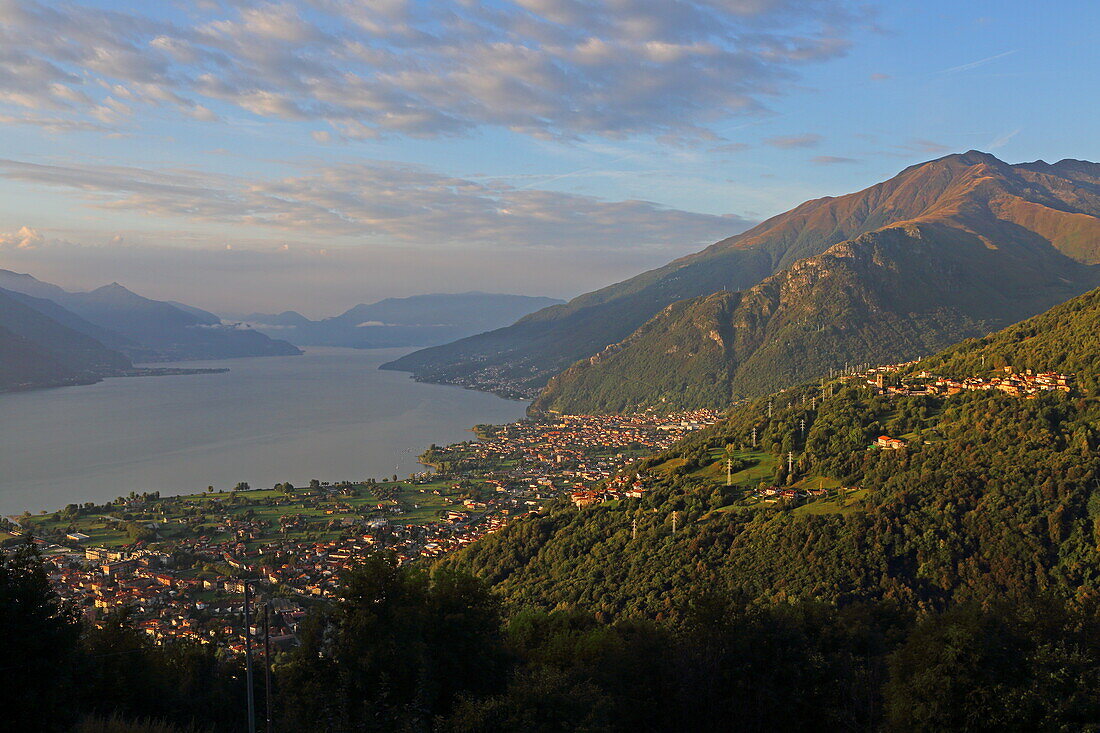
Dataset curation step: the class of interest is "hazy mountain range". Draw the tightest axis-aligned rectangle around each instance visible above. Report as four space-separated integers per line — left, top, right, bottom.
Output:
0 270 301 392
385 151 1100 409
242 292 564 349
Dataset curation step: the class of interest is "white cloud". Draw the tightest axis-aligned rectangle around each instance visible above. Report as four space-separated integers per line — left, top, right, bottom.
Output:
0 0 865 141
0 225 44 249
0 157 752 250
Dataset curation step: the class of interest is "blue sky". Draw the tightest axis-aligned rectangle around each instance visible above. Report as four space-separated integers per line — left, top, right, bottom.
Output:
0 0 1096 315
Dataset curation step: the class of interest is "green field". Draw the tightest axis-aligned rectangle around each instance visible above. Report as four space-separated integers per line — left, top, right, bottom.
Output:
793 487 869 516
22 478 488 549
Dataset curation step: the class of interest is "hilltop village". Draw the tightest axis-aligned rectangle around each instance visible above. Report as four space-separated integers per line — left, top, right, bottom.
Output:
6 409 719 653
857 362 1073 398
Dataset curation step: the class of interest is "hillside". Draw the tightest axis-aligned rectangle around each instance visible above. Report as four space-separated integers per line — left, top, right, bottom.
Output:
533 216 1100 412
0 271 301 361
247 292 564 349
384 151 1100 399
444 285 1100 616
0 287 131 391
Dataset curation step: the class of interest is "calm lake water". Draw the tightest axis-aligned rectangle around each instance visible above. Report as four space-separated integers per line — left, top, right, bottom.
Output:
0 348 527 516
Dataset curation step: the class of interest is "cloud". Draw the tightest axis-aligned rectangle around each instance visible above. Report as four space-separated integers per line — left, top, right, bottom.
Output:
988 128 1020 149
0 157 752 250
765 133 822 149
0 0 867 142
811 155 859 165
0 225 44 249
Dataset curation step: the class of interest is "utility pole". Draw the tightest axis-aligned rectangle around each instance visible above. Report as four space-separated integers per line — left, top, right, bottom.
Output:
767 400 773 418
799 419 806 438
244 581 256 733
811 396 816 410
751 426 757 449
263 603 273 733
787 451 794 475
726 458 733 486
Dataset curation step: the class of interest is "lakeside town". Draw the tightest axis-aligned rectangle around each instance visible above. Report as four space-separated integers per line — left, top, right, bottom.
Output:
4 408 721 654
1 360 1075 655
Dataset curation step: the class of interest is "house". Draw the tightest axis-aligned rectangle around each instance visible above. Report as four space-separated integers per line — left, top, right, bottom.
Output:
66 532 91 542
875 435 906 450
570 491 602 508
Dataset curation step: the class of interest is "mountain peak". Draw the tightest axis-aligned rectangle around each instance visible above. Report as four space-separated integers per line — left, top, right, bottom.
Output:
88 282 142 300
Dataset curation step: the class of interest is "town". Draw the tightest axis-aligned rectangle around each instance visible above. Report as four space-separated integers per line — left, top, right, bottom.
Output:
4 409 721 654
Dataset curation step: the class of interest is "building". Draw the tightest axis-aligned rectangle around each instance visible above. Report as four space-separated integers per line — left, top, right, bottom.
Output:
875 435 906 450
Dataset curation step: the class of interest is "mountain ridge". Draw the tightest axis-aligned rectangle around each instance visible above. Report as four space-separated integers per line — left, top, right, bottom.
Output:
384 152 1100 400
245 292 564 350
0 270 301 362
0 286 132 391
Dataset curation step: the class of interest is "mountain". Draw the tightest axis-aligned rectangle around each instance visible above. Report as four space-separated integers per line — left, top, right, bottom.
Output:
0 287 131 391
246 292 564 349
444 283 1100 617
243 310 313 328
0 271 301 362
386 151 1100 401
534 219 1099 412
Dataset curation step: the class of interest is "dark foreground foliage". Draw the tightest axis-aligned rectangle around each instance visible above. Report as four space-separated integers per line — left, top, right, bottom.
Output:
7 544 1100 732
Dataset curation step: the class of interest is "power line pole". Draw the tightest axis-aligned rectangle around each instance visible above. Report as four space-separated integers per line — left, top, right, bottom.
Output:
726 458 732 486
799 419 806 438
751 426 757 449
244 581 256 733
787 451 794 475
767 400 773 418
264 602 273 733
672 511 678 535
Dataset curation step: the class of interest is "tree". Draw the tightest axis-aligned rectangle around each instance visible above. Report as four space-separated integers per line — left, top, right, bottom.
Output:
0 542 81 732
276 553 506 730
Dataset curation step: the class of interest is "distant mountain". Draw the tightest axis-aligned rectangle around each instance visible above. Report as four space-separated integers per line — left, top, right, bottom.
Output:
243 310 313 328
389 151 1100 403
165 301 222 324
246 292 564 349
0 287 131 391
0 271 301 362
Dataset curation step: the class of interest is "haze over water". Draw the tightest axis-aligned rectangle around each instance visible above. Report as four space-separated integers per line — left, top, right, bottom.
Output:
0 348 527 516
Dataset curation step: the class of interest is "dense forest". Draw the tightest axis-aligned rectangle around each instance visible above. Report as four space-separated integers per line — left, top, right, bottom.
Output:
9 544 1100 732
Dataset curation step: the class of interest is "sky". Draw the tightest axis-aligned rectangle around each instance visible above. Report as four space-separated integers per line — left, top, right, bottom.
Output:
0 0 1097 317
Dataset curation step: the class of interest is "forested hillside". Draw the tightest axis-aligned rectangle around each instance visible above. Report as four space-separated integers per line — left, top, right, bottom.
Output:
447 285 1100 616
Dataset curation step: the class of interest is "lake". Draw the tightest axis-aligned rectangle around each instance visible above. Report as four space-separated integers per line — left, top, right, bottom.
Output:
0 348 528 516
